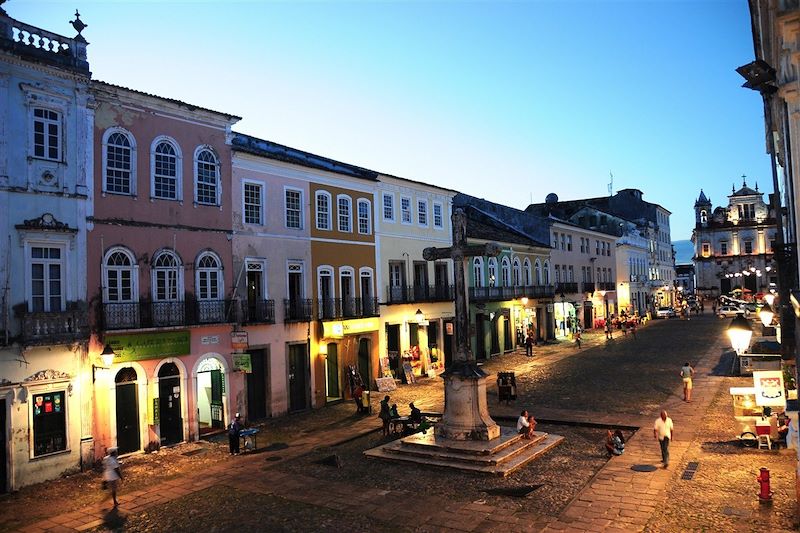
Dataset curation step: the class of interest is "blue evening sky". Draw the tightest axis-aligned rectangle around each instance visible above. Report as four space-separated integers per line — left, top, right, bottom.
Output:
11 0 767 240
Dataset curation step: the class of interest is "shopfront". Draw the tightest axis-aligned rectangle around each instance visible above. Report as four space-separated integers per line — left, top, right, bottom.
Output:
554 301 577 339
320 317 379 402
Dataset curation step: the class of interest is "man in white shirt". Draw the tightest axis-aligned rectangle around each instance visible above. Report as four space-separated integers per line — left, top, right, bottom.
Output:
653 410 674 468
517 410 530 435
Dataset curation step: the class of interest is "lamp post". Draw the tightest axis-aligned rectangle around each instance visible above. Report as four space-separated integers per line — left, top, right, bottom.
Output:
736 59 795 358
727 314 753 356
93 344 116 383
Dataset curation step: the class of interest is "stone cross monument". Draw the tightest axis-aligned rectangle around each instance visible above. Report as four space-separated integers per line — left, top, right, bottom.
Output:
423 208 501 440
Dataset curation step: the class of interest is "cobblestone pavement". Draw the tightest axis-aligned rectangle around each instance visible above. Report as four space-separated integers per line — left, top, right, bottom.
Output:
3 313 799 532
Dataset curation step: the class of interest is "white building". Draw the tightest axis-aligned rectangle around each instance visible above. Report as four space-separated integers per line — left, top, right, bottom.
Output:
0 10 93 491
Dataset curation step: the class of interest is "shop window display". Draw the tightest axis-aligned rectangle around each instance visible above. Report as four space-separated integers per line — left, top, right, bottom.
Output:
33 391 67 456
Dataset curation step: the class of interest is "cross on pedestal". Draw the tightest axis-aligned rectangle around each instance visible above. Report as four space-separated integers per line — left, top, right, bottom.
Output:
423 208 502 441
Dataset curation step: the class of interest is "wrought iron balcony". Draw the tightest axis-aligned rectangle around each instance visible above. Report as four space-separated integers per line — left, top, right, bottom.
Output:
319 297 381 320
469 284 556 302
102 300 237 330
20 309 89 344
240 299 276 324
597 282 616 291
554 282 579 294
284 298 313 322
386 284 455 304
581 282 595 293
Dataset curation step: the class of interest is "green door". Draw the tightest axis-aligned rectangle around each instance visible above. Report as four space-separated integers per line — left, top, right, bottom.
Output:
326 343 340 400
210 369 224 429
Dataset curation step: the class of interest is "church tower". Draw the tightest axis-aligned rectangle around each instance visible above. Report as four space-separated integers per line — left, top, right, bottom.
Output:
694 189 711 227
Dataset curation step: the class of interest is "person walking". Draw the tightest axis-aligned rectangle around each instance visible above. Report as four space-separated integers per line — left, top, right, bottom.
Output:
630 321 637 338
525 333 534 357
604 320 613 340
681 362 695 402
653 410 674 468
102 447 123 507
228 413 242 455
575 328 582 349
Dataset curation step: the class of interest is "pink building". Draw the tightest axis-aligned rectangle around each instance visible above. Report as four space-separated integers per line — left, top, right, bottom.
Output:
87 82 240 458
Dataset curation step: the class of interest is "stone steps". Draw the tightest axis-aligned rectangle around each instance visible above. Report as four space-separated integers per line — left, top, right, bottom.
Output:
364 427 564 476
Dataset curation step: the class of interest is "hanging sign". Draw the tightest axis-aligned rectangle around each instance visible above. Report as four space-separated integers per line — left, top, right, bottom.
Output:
233 353 252 373
231 331 249 351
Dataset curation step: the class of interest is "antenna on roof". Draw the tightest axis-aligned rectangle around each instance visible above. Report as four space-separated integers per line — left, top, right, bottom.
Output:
608 171 614 196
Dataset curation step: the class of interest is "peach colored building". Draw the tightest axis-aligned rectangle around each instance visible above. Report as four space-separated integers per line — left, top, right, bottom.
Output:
87 82 240 459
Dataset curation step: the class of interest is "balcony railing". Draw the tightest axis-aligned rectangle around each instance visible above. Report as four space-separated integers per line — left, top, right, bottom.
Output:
554 282 579 294
319 297 380 320
469 284 556 302
597 282 616 291
21 309 89 344
581 282 595 293
284 298 314 322
386 284 455 304
102 300 236 330
240 299 276 324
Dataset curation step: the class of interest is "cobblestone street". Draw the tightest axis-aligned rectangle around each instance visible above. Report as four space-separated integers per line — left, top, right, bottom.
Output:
2 314 798 532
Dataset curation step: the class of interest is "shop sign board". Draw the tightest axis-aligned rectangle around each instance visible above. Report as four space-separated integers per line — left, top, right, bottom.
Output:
233 353 252 373
201 335 219 345
231 331 249 351
753 370 786 407
445 322 454 335
107 331 190 363
323 317 379 339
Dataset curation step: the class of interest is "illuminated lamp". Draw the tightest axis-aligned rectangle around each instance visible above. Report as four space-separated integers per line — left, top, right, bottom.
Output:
727 314 753 355
758 302 774 328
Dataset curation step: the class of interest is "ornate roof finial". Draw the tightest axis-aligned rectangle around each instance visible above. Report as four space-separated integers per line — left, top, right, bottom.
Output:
741 174 747 187
755 180 759 191
70 9 87 42
732 183 735 194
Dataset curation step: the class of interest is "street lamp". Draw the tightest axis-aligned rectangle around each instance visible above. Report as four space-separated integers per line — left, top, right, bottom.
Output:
759 302 775 327
764 292 775 306
415 308 424 323
93 344 116 383
727 314 753 355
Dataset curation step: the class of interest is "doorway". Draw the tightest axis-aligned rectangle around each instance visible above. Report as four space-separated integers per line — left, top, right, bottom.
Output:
502 315 512 353
197 358 224 435
246 348 270 420
583 304 593 330
325 342 341 401
288 344 309 412
386 324 401 377
115 367 140 455
358 338 370 388
490 316 500 356
158 363 183 446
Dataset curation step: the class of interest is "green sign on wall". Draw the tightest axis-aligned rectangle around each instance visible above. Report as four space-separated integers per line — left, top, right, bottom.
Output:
233 353 252 373
106 331 191 362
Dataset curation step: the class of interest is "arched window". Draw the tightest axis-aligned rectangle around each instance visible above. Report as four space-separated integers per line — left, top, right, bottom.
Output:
512 258 521 286
501 257 511 286
196 252 223 301
316 191 331 230
103 247 137 303
700 210 708 224
488 257 498 287
534 260 542 285
337 194 352 232
523 258 531 286
473 257 484 288
194 147 220 206
543 261 551 285
152 250 182 302
151 137 181 200
103 128 136 195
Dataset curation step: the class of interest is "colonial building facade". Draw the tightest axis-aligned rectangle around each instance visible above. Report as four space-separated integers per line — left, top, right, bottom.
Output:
0 10 93 491
692 181 778 297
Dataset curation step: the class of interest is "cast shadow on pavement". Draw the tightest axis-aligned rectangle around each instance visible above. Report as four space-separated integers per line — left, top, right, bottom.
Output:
103 507 127 530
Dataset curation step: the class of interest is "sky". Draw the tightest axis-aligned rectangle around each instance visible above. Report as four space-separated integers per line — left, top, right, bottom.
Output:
10 0 770 240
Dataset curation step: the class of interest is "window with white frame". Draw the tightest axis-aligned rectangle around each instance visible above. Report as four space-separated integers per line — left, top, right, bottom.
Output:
554 264 561 283
523 258 531 285
152 250 182 302
152 138 181 200
534 260 542 285
543 261 550 284
473 257 484 288
417 199 428 226
32 108 61 161
195 148 220 205
104 129 135 195
512 258 521 286
338 195 352 232
29 245 64 312
316 191 331 230
243 182 264 225
357 199 371 234
104 248 136 303
196 252 223 301
488 257 498 286
285 188 303 229
501 257 510 286
383 193 395 221
433 202 443 228
401 196 412 224
567 235 572 251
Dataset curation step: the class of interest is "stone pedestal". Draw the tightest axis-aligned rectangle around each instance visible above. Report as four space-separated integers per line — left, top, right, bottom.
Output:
435 361 500 441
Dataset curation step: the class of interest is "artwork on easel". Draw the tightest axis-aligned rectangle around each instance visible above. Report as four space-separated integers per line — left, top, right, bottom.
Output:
379 356 392 378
